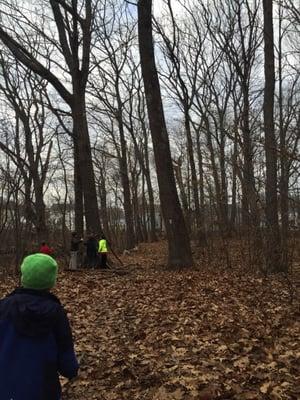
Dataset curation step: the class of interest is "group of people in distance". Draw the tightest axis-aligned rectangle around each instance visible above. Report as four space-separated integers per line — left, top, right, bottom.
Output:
69 232 109 270
38 232 109 270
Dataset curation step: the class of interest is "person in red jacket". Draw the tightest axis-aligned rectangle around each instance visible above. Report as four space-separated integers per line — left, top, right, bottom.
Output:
39 242 54 256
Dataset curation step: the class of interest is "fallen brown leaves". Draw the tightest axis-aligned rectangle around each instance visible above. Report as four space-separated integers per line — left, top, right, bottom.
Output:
0 241 300 399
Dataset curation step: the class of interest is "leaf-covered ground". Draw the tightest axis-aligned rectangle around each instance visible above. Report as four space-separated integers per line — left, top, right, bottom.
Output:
1 241 300 399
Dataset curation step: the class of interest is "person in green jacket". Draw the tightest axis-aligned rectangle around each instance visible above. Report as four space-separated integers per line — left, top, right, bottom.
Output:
98 235 108 269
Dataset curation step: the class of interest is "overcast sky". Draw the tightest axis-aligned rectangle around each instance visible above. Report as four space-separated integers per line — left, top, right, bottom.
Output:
153 0 183 17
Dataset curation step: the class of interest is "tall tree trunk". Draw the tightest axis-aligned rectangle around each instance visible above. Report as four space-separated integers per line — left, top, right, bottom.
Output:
117 115 136 250
263 0 282 272
143 133 157 242
219 127 229 235
241 87 263 267
141 171 149 240
241 89 260 230
185 112 201 236
173 159 190 227
131 167 144 243
58 137 69 249
34 182 48 240
72 94 101 235
203 116 224 232
99 170 110 238
145 170 157 241
230 127 239 232
278 1 289 269
73 137 84 236
138 0 193 268
127 118 157 242
20 114 49 240
196 125 205 236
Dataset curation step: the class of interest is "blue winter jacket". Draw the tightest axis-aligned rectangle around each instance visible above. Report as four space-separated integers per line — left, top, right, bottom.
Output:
0 288 79 400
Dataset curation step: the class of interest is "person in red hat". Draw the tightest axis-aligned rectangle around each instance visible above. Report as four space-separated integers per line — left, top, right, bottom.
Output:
39 241 54 256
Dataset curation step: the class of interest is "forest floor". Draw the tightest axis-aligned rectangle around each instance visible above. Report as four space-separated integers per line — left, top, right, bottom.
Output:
0 241 300 400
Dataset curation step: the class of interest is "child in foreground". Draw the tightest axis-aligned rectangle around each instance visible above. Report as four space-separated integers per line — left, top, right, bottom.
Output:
0 253 79 400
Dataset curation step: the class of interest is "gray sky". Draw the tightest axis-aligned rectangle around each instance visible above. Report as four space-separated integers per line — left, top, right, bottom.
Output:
154 0 183 17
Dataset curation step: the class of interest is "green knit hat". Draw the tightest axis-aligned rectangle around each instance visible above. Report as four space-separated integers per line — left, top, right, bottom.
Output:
21 253 58 290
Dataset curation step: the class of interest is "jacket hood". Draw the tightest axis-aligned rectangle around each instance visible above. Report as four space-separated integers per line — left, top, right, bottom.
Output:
0 288 62 337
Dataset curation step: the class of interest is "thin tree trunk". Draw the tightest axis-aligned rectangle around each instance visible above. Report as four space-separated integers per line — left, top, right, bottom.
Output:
185 112 201 235
57 137 69 249
219 127 229 235
195 125 205 237
34 183 48 240
127 117 157 242
141 171 149 240
99 170 109 237
203 116 224 232
230 128 238 232
173 159 190 227
143 134 157 242
278 1 289 269
117 114 136 249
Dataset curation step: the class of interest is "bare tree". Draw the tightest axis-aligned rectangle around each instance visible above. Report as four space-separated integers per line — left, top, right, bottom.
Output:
0 0 101 235
0 56 53 239
122 68 158 242
263 0 282 271
90 2 136 248
138 0 193 267
154 1 203 237
199 0 262 233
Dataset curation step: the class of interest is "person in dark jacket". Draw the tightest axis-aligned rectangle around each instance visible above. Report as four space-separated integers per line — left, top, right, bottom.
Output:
83 233 99 268
69 232 83 270
0 253 79 400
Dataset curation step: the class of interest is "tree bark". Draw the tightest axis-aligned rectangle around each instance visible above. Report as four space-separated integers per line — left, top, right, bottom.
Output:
263 0 282 272
73 137 84 236
230 126 239 232
72 94 101 234
138 0 193 268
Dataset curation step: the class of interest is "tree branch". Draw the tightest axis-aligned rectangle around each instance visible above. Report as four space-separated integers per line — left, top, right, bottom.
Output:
0 26 73 106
